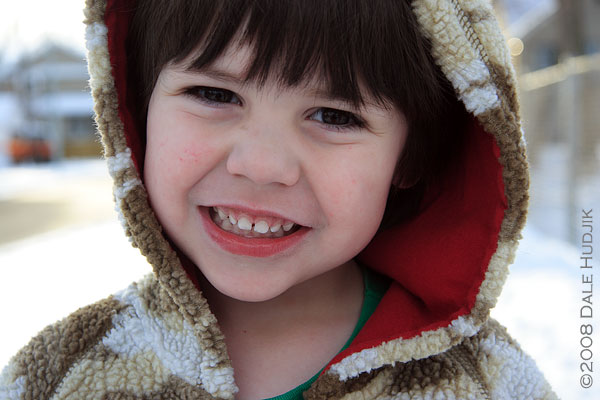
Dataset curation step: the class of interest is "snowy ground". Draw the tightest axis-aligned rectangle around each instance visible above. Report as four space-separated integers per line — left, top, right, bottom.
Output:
0 158 109 200
0 156 597 399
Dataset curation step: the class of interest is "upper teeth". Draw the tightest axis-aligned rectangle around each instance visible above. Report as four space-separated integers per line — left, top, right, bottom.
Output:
213 206 297 233
254 220 270 233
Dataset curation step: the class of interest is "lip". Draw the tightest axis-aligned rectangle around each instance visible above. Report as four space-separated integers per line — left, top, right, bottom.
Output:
199 206 310 257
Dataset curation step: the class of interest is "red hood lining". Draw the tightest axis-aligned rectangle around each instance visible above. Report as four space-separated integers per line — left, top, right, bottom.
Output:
106 0 144 171
105 0 507 370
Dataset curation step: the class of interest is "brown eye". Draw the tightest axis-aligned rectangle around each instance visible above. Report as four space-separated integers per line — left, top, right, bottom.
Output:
321 108 353 125
309 107 365 131
202 88 235 103
185 86 241 105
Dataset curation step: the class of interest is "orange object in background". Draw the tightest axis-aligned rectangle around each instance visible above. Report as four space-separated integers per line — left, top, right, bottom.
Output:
9 136 51 163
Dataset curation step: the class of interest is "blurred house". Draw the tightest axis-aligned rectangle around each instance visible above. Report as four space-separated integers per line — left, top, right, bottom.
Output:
0 42 100 162
501 0 599 167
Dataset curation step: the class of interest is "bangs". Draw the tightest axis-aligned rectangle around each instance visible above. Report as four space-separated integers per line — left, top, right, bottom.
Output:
131 0 446 113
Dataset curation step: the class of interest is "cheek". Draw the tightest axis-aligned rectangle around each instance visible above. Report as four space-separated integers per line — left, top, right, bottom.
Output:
147 112 218 182
314 144 399 254
145 117 222 227
320 146 396 224
179 147 212 164
172 111 219 164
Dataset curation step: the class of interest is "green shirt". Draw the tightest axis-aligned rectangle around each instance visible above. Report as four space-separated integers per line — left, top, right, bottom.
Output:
265 267 389 400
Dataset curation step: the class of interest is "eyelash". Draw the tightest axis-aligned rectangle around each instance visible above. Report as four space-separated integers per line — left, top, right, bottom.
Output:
309 108 366 132
183 86 366 132
183 86 241 106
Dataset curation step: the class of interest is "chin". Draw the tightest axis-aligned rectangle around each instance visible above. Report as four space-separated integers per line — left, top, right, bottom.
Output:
207 275 292 303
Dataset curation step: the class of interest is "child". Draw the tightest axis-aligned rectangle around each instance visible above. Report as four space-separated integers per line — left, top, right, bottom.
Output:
1 0 558 399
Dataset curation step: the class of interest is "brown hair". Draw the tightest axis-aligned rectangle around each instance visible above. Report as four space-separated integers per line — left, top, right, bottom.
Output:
127 0 469 230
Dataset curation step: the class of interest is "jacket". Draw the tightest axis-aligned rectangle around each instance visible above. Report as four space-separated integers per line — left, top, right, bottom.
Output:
0 0 558 399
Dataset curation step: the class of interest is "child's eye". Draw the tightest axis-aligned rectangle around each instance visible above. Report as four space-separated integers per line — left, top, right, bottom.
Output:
184 86 242 106
309 108 365 131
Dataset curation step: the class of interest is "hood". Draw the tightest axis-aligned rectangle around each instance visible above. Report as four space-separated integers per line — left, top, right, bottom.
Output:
84 0 526 386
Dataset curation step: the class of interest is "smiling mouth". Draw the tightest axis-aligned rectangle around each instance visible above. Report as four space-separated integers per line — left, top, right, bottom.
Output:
208 206 302 239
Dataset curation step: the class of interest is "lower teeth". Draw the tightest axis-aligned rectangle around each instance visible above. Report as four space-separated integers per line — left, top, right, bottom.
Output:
209 208 292 238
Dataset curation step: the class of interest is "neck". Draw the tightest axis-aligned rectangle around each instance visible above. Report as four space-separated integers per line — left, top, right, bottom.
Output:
199 260 364 399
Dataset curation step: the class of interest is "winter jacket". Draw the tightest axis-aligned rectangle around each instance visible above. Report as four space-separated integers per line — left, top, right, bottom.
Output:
0 0 558 399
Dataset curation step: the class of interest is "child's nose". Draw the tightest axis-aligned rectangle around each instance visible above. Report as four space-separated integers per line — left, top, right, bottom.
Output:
226 126 301 187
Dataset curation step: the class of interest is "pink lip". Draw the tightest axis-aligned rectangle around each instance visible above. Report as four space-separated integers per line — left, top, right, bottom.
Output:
199 207 310 258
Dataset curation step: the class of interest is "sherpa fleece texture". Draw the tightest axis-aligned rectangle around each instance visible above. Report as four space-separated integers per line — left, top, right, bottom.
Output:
1 0 558 399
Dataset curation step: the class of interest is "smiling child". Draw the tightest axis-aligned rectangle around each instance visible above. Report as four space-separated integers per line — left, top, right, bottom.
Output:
0 1 557 399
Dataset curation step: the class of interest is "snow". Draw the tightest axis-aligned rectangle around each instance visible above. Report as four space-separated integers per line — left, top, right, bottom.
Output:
0 158 108 200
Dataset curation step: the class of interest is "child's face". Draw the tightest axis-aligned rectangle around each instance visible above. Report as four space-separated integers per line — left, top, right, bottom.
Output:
144 44 407 302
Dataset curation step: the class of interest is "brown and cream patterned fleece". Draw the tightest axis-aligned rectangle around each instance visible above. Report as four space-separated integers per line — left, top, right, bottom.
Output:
1 0 558 399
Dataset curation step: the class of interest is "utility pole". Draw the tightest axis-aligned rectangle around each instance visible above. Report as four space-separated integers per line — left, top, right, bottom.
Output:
559 0 586 58
559 0 585 244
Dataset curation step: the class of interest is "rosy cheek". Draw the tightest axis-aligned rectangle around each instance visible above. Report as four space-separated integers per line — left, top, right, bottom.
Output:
175 144 216 166
166 124 211 164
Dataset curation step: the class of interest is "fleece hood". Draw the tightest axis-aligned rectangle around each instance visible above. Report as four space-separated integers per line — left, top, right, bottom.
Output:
84 0 527 395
